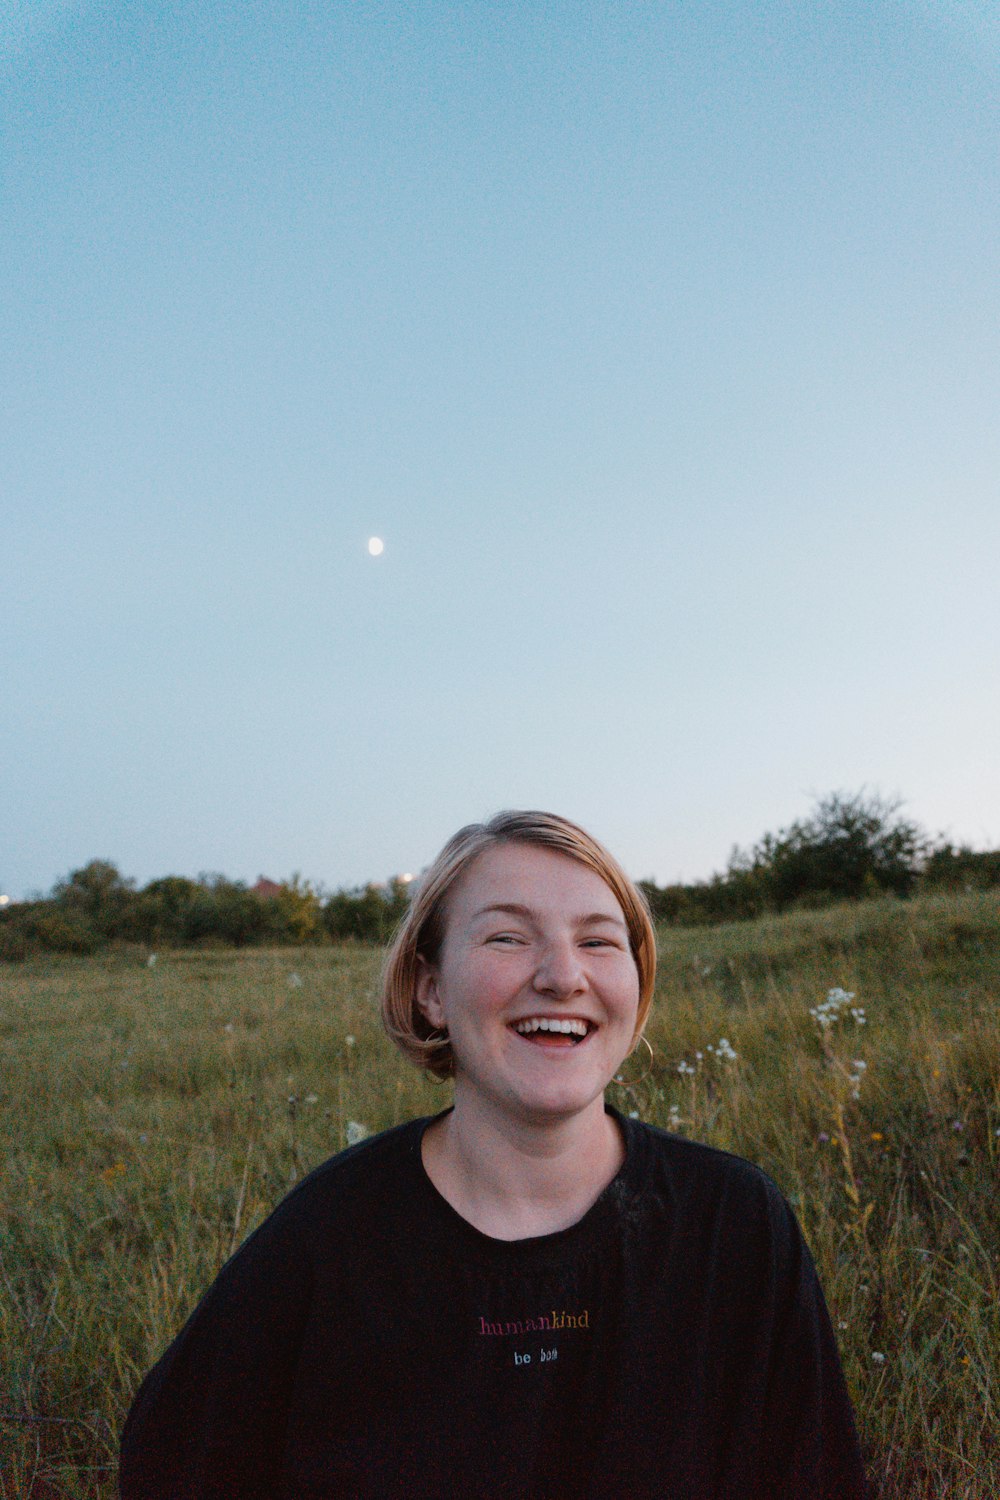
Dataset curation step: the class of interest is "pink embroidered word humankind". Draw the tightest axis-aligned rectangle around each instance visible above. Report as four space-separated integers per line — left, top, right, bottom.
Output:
478 1310 590 1337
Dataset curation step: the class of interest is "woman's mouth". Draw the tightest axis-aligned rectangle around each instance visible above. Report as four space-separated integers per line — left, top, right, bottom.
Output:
510 1017 593 1047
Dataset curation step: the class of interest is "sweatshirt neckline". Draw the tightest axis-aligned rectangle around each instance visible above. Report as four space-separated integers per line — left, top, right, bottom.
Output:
411 1105 639 1262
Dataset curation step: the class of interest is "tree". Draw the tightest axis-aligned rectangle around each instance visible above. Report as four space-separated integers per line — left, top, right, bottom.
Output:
729 791 927 911
921 843 1000 892
53 860 135 937
272 875 323 943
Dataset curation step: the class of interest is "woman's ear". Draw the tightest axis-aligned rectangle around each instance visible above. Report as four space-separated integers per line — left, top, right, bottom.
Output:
415 956 445 1030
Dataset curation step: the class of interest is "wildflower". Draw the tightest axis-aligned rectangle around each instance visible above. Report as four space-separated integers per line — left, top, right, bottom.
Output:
223 1022 234 1034
667 1104 683 1130
871 1351 885 1364
715 1038 738 1062
809 988 864 1030
677 1061 696 1076
932 1068 941 1079
818 1132 830 1143
870 1132 883 1142
345 1035 356 1048
952 1120 964 1131
100 1162 126 1184
345 1120 370 1146
147 953 157 969
304 1093 319 1106
628 1110 640 1119
837 1320 848 1330
288 972 303 989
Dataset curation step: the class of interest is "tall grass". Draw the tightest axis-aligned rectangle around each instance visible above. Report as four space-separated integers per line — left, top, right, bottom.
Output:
1 891 997 1497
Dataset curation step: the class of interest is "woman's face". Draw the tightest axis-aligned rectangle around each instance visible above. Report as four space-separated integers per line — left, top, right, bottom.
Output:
417 842 641 1128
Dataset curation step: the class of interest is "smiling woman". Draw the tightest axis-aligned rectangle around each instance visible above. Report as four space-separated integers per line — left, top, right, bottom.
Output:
119 811 869 1500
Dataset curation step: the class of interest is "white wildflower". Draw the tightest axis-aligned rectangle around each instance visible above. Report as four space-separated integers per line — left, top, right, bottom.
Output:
715 1037 738 1062
871 1351 885 1364
847 1058 867 1100
147 953 157 969
345 1035 356 1048
288 972 303 989
810 988 866 1030
345 1120 370 1146
304 1093 319 1106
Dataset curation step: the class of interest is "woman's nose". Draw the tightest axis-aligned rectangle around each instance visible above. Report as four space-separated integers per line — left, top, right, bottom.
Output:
532 940 586 996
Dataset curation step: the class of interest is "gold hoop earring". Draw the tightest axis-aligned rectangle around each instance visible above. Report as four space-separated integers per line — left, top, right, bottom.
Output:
423 1030 452 1084
614 1034 654 1088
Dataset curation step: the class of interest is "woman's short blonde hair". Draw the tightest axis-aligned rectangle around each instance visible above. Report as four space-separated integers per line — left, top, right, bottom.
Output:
381 810 657 1079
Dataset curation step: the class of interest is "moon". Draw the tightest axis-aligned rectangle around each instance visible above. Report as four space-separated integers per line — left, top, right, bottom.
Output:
367 536 384 557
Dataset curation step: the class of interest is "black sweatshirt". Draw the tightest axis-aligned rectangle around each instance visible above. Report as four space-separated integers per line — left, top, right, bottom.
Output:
119 1109 868 1499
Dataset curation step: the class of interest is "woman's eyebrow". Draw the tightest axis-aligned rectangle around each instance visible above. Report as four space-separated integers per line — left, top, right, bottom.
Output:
577 912 628 929
471 903 626 929
470 902 534 920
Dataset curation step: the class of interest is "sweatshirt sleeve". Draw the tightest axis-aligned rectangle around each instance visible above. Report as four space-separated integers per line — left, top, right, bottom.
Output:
755 1180 870 1500
119 1198 315 1500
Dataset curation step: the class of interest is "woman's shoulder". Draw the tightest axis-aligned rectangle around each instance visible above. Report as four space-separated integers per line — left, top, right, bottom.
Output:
617 1113 797 1235
234 1114 433 1259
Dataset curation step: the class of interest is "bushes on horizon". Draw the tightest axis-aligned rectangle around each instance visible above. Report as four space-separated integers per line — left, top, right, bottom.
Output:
322 878 410 944
725 791 928 912
3 794 998 959
0 865 413 957
53 858 137 939
921 842 1000 892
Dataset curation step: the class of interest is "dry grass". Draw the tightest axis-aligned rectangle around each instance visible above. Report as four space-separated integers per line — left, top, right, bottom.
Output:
1 891 998 1497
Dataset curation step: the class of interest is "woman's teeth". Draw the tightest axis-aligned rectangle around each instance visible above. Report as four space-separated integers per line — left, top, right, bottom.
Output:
513 1018 589 1038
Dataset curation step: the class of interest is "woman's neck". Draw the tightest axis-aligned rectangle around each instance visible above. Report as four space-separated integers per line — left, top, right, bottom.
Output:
421 1094 625 1241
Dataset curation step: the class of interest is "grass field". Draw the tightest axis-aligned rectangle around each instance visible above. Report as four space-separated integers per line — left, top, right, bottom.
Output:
1 890 998 1497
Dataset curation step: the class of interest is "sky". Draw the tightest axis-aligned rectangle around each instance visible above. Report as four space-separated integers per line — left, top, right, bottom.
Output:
2 0 998 900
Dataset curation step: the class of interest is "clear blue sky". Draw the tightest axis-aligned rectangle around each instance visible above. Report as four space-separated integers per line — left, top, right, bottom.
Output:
3 1 998 900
